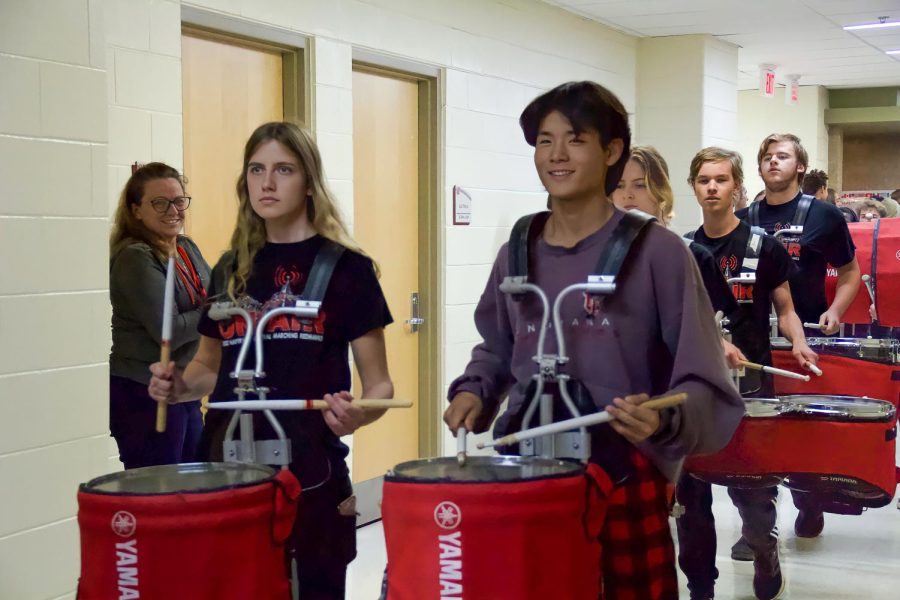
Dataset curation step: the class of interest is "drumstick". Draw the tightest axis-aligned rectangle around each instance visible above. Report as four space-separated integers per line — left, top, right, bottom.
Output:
206 399 413 410
802 322 825 330
477 392 687 450
156 253 176 433
457 427 467 466
862 274 875 302
740 360 810 382
806 362 823 376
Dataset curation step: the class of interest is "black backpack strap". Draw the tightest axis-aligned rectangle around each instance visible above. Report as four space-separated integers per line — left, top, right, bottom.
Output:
592 210 656 280
299 239 346 303
793 194 814 226
748 200 761 226
507 211 551 281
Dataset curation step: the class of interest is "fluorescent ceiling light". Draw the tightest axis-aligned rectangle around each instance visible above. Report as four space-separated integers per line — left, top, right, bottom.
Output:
888 49 900 55
844 21 900 30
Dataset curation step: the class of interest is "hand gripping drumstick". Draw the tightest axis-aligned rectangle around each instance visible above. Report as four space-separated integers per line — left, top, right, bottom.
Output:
477 392 687 450
206 399 412 411
457 427 468 466
156 253 176 433
740 360 810 382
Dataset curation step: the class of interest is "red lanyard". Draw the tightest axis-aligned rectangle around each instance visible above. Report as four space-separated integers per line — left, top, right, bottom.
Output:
175 245 207 307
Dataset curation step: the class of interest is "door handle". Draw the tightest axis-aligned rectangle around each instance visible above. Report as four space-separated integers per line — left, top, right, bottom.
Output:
406 292 425 333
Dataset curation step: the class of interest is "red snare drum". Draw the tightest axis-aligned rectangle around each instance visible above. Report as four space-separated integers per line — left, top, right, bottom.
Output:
826 219 900 326
771 337 900 408
381 456 611 600
685 395 897 510
77 463 300 600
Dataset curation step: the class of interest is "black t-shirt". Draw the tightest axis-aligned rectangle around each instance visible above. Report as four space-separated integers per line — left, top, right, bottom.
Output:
687 240 740 318
736 192 855 323
197 235 393 485
692 222 795 365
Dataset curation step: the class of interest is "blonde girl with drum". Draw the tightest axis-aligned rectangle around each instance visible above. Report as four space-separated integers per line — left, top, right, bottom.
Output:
149 122 394 599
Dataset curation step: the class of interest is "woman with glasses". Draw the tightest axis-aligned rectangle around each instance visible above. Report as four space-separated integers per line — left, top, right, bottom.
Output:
109 162 210 469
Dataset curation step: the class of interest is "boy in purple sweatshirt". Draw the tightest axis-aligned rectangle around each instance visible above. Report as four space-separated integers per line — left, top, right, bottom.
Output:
443 81 744 599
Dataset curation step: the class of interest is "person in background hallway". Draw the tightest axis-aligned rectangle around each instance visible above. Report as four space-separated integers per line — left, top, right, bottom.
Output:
109 162 210 469
736 133 860 540
149 122 394 600
610 145 742 357
854 198 886 222
825 187 837 206
801 168 828 200
882 189 900 218
677 147 816 600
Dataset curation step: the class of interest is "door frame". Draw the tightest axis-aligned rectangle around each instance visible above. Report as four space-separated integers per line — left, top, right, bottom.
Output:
181 10 309 124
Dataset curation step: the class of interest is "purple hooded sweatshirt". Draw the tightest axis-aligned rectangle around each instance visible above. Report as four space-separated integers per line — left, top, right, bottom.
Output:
448 210 744 482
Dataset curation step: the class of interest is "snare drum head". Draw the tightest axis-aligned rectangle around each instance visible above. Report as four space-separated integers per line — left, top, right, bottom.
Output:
387 455 582 483
778 395 895 421
82 462 276 494
743 398 784 417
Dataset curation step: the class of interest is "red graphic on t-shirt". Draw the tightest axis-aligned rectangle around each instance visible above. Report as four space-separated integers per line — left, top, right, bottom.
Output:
275 265 302 288
719 255 738 273
219 314 250 339
583 292 602 317
265 311 327 336
731 283 753 302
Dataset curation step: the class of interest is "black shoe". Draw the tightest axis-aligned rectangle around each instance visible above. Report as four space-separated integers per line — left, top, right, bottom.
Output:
794 509 824 538
690 590 714 600
731 536 753 561
753 551 785 600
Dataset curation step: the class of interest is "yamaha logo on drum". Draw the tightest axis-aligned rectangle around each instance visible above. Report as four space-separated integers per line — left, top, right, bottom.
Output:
434 501 463 598
111 511 136 537
434 501 461 529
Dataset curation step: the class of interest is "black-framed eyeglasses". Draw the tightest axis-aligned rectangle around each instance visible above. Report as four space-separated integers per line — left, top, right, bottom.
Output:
148 196 191 213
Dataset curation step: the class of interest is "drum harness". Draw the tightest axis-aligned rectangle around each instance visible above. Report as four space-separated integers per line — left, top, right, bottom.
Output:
685 225 766 394
203 241 346 470
749 194 816 337
501 209 655 466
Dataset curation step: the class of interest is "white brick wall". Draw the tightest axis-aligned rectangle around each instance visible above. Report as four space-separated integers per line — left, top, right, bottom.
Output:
0 1 109 598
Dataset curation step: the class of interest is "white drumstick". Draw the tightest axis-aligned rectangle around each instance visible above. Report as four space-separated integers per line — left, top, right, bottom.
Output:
457 427 467 466
156 253 176 433
207 399 412 410
741 360 810 381
478 393 687 450
806 362 823 376
802 322 825 330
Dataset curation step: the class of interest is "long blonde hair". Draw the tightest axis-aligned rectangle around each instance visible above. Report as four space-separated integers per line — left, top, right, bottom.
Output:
109 162 185 262
227 121 373 299
628 146 675 226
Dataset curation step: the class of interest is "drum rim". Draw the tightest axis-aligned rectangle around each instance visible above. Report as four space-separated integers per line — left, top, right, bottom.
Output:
385 455 585 484
777 395 895 421
79 461 278 496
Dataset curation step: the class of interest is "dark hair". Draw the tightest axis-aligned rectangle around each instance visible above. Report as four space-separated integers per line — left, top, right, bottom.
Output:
110 162 185 260
838 206 859 223
519 81 631 196
801 169 828 195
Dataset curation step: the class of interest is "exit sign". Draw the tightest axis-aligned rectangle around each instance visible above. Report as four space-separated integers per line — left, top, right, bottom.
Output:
760 68 776 98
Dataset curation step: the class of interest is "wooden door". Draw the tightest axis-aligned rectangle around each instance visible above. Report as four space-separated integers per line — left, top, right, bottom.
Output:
181 32 284 264
351 68 421 483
